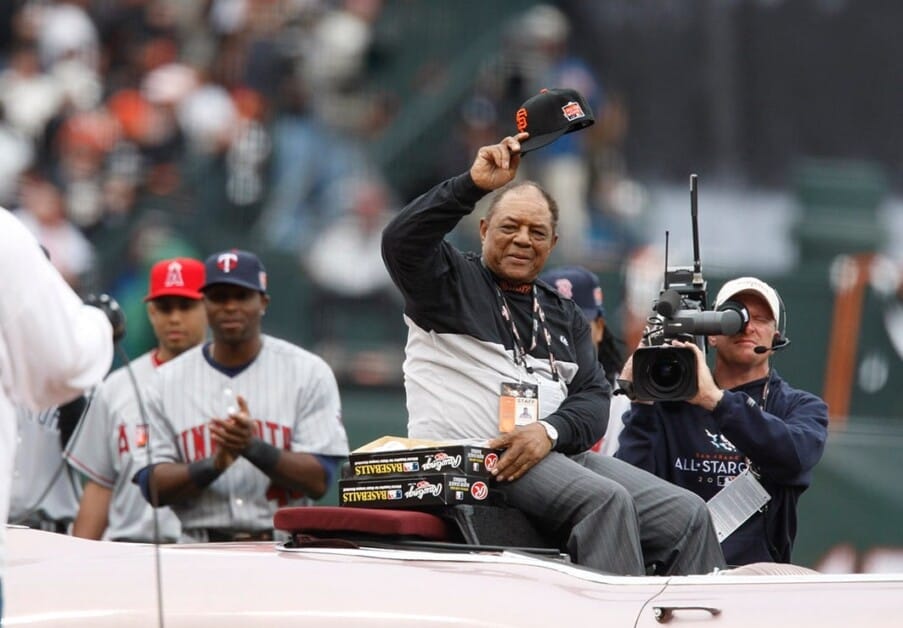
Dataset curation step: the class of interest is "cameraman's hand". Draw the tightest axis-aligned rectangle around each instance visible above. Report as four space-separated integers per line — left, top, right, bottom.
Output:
615 343 653 405
671 340 723 411
620 353 634 382
85 293 126 343
488 423 551 482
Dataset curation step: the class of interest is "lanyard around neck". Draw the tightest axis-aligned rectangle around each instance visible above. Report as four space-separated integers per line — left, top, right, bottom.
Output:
494 283 560 381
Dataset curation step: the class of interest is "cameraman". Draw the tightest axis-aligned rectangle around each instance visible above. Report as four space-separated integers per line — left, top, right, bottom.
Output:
615 277 829 566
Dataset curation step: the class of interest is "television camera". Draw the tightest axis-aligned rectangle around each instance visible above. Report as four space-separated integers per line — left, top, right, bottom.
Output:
629 175 748 402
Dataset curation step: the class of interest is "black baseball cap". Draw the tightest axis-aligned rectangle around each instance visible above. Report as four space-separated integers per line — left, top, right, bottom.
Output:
515 88 594 155
201 249 267 293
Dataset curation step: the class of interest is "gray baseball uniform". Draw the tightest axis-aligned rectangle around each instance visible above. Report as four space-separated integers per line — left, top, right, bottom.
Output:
145 335 349 540
9 405 80 529
65 352 181 542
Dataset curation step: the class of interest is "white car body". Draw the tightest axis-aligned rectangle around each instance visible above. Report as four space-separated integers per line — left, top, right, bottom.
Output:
5 525 903 627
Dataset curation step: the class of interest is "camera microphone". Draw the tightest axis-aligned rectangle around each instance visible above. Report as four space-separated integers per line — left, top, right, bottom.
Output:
754 337 791 354
654 289 683 318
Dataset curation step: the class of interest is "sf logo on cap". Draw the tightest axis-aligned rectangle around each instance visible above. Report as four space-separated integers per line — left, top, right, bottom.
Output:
164 261 185 288
217 252 239 273
516 107 528 133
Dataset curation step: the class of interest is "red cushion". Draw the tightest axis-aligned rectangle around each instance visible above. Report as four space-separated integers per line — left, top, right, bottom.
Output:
273 507 450 541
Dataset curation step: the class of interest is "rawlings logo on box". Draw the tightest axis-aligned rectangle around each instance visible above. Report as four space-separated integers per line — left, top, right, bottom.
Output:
340 474 492 508
347 439 501 480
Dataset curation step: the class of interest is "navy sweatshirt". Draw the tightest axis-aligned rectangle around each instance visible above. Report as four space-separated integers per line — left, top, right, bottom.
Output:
616 369 828 565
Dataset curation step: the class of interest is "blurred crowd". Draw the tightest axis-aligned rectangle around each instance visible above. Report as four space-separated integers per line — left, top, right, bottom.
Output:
1 0 647 361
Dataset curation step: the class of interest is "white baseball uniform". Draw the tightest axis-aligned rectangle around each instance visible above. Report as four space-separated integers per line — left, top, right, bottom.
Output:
65 352 182 542
145 335 349 539
9 404 81 529
0 208 112 576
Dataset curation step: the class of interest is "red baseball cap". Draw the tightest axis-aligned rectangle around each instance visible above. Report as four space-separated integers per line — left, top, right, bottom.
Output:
144 257 205 301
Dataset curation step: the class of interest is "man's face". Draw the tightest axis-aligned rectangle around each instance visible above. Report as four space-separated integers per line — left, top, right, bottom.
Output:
479 186 558 284
710 292 776 365
147 297 207 357
202 284 269 346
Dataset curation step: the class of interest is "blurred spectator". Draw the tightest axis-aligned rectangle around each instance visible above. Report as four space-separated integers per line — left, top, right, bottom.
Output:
252 99 370 254
13 171 96 292
32 0 100 73
621 244 667 351
0 107 34 207
179 81 271 242
106 211 202 360
52 109 119 229
439 94 502 252
586 92 647 267
304 175 396 299
139 62 194 172
0 43 65 142
302 174 404 384
501 4 606 263
301 0 385 133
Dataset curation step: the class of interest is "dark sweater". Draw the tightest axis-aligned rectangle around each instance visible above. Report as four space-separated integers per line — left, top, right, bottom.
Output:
381 172 611 453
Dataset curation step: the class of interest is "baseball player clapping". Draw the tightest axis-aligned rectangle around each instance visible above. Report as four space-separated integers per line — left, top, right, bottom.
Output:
133 249 350 542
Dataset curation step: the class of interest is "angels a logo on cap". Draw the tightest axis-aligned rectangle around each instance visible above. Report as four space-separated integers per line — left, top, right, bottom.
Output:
217 252 239 273
164 261 185 288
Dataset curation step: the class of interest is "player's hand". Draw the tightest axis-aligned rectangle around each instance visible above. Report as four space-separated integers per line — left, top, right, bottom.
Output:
213 444 238 471
488 422 552 482
210 394 256 455
469 133 528 192
671 340 723 411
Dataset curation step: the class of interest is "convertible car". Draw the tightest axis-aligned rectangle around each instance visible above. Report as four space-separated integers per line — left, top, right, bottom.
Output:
5 505 903 627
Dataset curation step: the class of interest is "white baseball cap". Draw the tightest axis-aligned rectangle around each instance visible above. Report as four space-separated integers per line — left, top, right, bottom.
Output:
714 277 781 328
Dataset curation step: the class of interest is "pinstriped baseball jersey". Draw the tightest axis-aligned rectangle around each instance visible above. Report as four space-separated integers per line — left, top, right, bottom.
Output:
145 334 348 535
10 404 80 525
65 352 181 542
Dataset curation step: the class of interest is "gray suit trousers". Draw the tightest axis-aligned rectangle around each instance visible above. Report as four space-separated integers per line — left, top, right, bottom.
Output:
494 451 727 575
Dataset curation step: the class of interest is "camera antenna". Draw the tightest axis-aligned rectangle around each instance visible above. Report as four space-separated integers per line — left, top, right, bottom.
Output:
689 174 705 304
663 230 670 290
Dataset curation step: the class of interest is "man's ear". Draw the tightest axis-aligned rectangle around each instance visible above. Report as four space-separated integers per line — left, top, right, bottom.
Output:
479 217 488 243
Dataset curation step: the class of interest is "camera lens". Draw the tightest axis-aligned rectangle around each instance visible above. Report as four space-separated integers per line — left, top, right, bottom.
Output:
632 346 698 401
650 357 684 391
